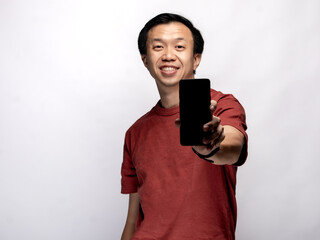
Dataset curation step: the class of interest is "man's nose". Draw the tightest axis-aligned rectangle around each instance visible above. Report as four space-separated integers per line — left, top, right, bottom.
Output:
161 48 176 61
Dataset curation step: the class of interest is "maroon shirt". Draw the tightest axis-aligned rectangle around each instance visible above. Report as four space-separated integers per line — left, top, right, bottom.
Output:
121 89 248 240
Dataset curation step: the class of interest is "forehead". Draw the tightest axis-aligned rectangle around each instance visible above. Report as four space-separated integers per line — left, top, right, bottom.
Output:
147 22 193 42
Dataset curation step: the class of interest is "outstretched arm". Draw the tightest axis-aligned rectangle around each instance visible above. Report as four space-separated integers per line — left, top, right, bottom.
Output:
192 100 245 165
176 100 245 165
200 124 244 165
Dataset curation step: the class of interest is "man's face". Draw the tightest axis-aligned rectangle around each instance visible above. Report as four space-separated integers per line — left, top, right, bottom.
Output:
142 22 201 90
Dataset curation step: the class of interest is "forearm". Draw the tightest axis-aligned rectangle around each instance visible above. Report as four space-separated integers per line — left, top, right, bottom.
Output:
121 193 140 240
206 125 244 165
121 222 136 240
208 143 243 165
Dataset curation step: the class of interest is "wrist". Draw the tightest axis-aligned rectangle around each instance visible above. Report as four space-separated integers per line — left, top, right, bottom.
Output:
192 146 220 163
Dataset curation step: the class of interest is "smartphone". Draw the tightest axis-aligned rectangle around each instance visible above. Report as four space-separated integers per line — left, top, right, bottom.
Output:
179 78 212 146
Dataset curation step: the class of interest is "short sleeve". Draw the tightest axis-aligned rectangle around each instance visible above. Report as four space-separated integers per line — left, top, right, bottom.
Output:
213 93 248 166
121 130 139 194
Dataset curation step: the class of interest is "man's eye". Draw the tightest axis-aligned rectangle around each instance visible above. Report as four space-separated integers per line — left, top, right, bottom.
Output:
176 45 185 50
154 45 163 50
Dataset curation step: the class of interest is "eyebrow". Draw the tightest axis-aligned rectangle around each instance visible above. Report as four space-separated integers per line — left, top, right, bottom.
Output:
151 37 187 42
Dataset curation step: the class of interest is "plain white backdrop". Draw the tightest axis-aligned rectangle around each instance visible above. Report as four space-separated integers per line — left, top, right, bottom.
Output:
0 0 319 239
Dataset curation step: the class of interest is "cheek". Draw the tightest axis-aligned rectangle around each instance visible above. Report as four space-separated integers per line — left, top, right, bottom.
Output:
181 51 194 64
185 56 196 68
150 55 162 68
146 56 159 73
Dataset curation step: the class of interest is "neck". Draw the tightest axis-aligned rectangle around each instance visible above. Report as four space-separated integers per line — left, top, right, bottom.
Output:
155 74 196 109
159 94 179 108
157 85 179 109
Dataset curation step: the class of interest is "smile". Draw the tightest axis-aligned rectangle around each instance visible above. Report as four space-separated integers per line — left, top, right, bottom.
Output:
160 66 179 74
161 67 177 71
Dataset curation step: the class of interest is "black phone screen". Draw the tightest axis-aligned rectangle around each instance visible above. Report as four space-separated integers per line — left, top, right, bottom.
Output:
179 79 212 146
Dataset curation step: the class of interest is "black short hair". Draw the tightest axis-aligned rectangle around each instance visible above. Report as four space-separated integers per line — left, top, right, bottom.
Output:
138 13 204 55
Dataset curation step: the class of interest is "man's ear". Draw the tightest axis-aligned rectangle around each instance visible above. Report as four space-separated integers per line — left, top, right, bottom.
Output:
141 55 148 68
193 53 202 72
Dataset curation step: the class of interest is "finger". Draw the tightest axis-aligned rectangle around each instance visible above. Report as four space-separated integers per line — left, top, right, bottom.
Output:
175 118 181 128
210 100 217 113
203 124 224 146
203 116 220 132
214 126 225 147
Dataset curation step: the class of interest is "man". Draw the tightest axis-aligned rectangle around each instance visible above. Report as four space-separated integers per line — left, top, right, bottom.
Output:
121 13 247 240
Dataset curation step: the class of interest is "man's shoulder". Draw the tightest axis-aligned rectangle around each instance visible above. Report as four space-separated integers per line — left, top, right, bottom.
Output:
211 89 238 102
127 104 157 133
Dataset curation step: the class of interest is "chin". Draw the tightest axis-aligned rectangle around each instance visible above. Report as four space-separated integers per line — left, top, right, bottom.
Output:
155 78 180 89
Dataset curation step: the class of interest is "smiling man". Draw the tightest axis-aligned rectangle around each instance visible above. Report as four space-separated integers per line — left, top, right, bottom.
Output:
120 13 248 240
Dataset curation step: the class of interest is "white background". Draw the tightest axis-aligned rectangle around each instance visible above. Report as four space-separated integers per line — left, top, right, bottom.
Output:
0 0 319 239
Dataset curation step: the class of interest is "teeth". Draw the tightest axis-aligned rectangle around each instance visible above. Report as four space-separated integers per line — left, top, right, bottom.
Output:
162 67 176 71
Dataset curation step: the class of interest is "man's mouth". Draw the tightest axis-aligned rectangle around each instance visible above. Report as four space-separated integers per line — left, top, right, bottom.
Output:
160 66 179 74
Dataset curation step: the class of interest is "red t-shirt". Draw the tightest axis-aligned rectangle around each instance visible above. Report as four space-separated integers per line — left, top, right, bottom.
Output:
121 89 248 240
